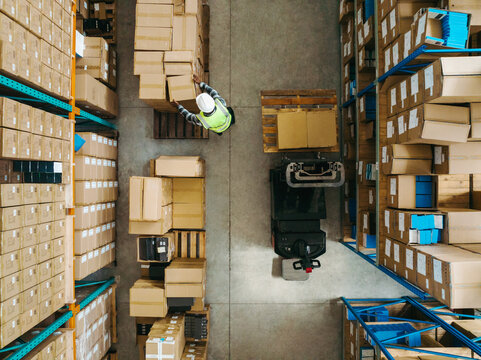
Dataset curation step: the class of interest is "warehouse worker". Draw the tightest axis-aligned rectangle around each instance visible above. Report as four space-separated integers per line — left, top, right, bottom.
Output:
174 75 235 135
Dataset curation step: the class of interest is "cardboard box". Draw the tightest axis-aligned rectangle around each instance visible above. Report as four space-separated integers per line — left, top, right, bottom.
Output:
167 74 198 102
277 111 307 150
403 244 417 284
0 184 22 207
0 316 21 348
134 51 164 75
0 228 21 255
404 104 470 145
139 74 167 101
165 51 195 63
129 204 173 235
393 209 443 244
135 27 172 50
387 175 435 209
442 209 481 244
165 62 193 76
165 283 204 298
0 207 23 231
77 58 108 83
130 279 168 318
434 143 481 174
0 128 18 158
137 233 175 263
173 15 198 50
381 144 432 175
470 103 481 140
129 177 173 222
0 41 16 76
173 203 205 229
307 110 337 148
424 57 481 103
136 4 173 27
173 178 204 204
152 156 205 177
165 258 206 283
0 98 18 129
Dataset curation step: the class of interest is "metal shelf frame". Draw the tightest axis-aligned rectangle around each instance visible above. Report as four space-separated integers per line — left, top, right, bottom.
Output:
339 0 481 299
3 278 115 360
341 296 481 360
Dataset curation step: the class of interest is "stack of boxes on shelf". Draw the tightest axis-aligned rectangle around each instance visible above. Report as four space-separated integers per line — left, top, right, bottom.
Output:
128 155 209 360
0 104 72 349
75 34 118 118
133 0 210 112
355 0 375 84
378 4 481 309
74 132 118 280
77 0 117 46
75 284 116 360
0 0 72 99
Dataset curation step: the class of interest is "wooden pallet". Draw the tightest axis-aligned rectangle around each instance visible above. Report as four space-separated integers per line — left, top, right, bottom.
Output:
153 111 209 139
261 89 340 153
173 231 206 258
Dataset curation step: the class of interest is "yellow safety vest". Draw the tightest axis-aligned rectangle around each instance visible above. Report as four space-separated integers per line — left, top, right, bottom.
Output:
196 99 232 133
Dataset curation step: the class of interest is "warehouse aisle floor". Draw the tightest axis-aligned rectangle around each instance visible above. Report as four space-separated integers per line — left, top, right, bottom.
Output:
108 1 413 359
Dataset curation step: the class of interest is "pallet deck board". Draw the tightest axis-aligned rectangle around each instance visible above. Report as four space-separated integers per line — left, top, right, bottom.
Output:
153 111 209 139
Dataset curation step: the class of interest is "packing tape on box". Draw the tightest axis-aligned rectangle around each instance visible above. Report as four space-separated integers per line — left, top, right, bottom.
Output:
170 85 194 91
137 36 171 41
138 61 164 65
138 13 172 18
141 84 165 89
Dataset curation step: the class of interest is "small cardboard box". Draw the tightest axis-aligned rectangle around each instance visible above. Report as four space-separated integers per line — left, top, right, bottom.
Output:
164 51 195 63
167 75 198 102
165 258 206 283
0 184 22 207
0 97 18 129
135 27 172 51
165 283 204 298
0 228 22 255
136 4 173 27
0 207 23 231
0 272 21 302
134 51 164 75
424 57 481 104
442 209 481 244
381 144 432 175
172 203 205 229
165 62 193 76
139 74 167 101
307 110 337 148
173 15 198 50
153 156 205 177
130 279 168 318
277 111 307 150
129 204 173 235
0 128 18 159
434 143 481 174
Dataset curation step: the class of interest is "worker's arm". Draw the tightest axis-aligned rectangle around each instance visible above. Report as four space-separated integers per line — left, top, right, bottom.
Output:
177 104 202 126
200 82 227 106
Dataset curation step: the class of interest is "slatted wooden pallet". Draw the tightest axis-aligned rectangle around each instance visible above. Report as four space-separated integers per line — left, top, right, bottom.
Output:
261 89 340 153
153 111 209 139
173 230 206 258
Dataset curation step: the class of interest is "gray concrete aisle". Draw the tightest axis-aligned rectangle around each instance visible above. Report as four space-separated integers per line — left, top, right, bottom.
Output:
109 1 413 359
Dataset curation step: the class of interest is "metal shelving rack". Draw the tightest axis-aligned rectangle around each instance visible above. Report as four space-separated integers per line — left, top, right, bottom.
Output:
0 1 117 359
342 296 481 360
339 0 481 299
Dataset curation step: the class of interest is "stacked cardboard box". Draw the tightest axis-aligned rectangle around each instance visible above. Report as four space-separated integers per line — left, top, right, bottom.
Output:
83 0 117 45
145 314 186 360
74 132 118 280
77 37 110 85
75 284 116 360
0 0 72 99
133 0 210 112
165 258 206 300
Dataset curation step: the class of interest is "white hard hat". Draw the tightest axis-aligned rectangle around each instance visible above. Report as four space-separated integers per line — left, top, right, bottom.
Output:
196 93 216 113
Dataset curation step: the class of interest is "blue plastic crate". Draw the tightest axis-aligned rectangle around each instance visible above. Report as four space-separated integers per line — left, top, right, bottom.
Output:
347 306 389 322
364 234 376 249
368 323 421 347
351 225 357 240
416 195 432 208
416 182 432 195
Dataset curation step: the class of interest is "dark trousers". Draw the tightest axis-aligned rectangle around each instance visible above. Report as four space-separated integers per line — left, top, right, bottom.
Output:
216 107 235 136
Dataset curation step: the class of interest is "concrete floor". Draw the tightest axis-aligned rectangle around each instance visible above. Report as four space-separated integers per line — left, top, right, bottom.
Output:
103 1 414 359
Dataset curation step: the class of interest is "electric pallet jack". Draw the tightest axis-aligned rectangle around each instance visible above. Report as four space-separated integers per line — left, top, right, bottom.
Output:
270 157 344 279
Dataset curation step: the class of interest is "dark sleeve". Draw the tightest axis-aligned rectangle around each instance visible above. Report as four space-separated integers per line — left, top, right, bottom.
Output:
200 82 227 106
178 104 202 126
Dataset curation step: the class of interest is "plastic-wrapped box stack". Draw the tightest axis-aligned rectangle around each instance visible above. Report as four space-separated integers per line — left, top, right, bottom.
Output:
74 132 118 281
133 0 210 112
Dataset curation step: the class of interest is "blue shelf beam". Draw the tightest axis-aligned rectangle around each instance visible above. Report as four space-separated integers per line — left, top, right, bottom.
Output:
4 278 115 360
0 74 117 130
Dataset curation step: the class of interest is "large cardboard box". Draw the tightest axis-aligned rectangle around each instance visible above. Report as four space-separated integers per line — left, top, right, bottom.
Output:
0 184 22 207
277 111 307 150
173 178 204 204
434 143 481 174
152 156 205 177
134 51 164 75
173 203 205 229
167 75 198 102
0 128 18 159
165 283 204 298
164 51 195 63
404 104 470 145
387 175 435 209
381 144 432 175
135 27 172 50
307 110 337 148
173 15 198 50
129 204 173 235
424 57 481 103
442 209 481 244
139 74 167 101
129 177 173 222
165 258 206 283
136 4 173 27
130 279 168 318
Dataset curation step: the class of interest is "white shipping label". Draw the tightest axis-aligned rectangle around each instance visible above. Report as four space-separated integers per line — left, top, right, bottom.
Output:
360 97 364 113
393 243 400 262
417 253 426 276
404 31 412 58
398 213 405 232
382 19 388 39
398 116 405 134
392 43 399 65
434 215 443 229
406 249 414 270
433 259 442 284
382 146 388 163
363 214 368 230
387 121 394 138
441 288 445 300
400 81 407 103
369 190 374 204
358 31 363 46
357 8 362 24
409 109 418 129
434 146 442 165
385 239 392 256
411 73 419 97
358 161 363 175
424 65 434 94
390 178 397 196
385 210 390 229
391 88 397 108
390 9 396 30
385 48 391 72
364 22 370 38
409 229 419 244
416 14 427 46
345 200 348 213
